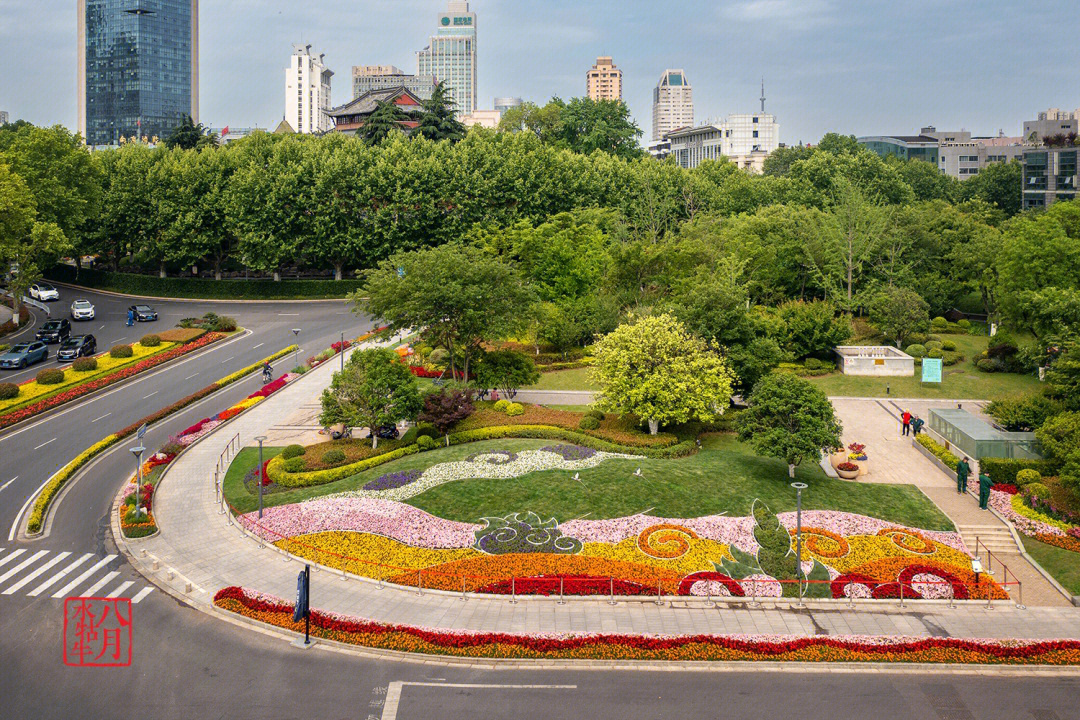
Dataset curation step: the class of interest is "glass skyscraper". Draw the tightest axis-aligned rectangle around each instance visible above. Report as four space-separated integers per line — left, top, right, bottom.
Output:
416 1 476 116
78 0 199 147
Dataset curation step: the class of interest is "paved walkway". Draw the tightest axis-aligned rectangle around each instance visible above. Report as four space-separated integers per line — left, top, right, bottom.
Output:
125 347 1080 642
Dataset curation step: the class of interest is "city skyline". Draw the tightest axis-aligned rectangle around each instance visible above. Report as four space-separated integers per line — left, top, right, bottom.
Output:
3 0 1079 144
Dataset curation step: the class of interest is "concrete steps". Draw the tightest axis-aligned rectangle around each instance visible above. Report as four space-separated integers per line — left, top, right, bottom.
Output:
957 524 1021 555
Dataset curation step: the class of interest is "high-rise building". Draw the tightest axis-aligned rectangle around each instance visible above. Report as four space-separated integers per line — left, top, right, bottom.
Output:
417 1 477 116
0 111 8 126
286 44 334 135
1023 146 1078 210
494 97 522 114
652 69 693 141
586 56 622 101
668 113 780 173
78 0 199 147
352 65 436 101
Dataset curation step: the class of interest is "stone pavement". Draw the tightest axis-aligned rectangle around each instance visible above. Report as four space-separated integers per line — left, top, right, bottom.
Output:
126 353 1080 643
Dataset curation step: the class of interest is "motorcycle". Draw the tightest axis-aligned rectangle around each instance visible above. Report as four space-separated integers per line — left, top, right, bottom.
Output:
262 366 273 384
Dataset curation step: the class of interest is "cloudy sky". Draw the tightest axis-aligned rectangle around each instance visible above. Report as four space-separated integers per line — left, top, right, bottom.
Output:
2 0 1077 144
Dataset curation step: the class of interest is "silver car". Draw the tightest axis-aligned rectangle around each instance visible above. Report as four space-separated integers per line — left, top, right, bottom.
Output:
70 299 96 321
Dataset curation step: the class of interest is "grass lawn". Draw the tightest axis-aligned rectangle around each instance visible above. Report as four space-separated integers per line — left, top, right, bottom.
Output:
1024 538 1080 596
222 446 284 513
225 435 953 531
807 333 1043 399
525 367 599 391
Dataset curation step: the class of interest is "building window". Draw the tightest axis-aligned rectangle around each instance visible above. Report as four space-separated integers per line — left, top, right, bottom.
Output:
752 130 759 138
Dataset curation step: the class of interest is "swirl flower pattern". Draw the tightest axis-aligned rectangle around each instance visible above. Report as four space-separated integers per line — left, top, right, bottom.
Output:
473 512 583 555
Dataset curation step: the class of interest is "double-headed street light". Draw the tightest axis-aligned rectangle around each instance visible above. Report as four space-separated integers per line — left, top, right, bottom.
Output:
791 482 808 599
130 445 146 515
340 331 345 373
292 328 301 371
255 435 268 518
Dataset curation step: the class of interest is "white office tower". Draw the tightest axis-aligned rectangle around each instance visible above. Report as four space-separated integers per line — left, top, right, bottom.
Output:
417 1 477 116
286 44 334 134
652 69 693 141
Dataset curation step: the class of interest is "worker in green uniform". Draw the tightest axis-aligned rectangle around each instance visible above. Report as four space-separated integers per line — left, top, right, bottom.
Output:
956 456 971 494
979 471 993 510
911 415 925 436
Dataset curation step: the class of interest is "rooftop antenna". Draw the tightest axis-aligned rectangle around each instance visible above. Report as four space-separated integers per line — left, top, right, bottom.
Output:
760 78 766 113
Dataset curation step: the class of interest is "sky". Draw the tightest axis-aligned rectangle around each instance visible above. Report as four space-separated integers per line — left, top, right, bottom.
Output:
2 0 1078 145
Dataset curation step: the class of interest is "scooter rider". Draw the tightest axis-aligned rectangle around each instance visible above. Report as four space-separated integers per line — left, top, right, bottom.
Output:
262 361 273 382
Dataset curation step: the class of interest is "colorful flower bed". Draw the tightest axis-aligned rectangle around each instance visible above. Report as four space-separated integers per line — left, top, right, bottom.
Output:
990 488 1080 555
238 494 1002 600
214 586 1080 664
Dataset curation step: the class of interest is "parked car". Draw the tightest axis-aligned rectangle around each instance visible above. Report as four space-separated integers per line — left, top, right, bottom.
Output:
36 319 72 344
29 282 60 302
129 304 158 322
0 341 49 369
70 299 96 321
57 335 97 362
375 424 400 440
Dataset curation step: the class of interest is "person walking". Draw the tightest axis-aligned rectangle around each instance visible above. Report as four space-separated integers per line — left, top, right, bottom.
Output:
912 415 925 436
126 308 135 327
978 471 993 510
901 410 912 436
956 456 971 494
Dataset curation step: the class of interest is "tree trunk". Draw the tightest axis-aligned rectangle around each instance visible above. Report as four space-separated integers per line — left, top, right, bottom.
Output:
214 257 222 281
788 463 796 479
273 271 281 282
371 430 378 450
648 418 659 435
159 260 167 279
334 263 343 281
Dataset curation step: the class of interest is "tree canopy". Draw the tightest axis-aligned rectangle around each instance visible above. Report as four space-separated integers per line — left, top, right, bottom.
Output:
319 348 422 448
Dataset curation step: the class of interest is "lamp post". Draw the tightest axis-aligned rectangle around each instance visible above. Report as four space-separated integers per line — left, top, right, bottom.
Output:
791 482 808 597
340 331 345 373
292 328 301 370
255 435 267 518
130 446 146 515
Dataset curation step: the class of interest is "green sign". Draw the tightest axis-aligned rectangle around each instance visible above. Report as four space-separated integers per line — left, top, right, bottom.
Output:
441 16 450 25
922 358 943 383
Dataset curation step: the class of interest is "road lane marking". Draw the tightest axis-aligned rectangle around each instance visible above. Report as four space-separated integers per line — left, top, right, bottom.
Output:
380 683 577 720
142 391 158 399
0 550 48 584
131 586 154 603
0 477 16 492
80 570 119 597
28 553 93 596
2 551 70 594
105 580 134 598
0 549 27 569
33 438 56 450
253 343 264 349
224 356 235 362
99 324 105 329
91 413 111 422
113 336 127 343
277 313 300 316
52 555 116 598
184 372 199 380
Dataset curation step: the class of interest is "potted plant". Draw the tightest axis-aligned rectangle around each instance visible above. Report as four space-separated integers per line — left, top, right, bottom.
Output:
836 461 860 480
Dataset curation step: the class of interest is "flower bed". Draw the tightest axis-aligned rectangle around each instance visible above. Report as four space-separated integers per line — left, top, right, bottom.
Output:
457 406 678 448
990 489 1080 555
214 586 1080 664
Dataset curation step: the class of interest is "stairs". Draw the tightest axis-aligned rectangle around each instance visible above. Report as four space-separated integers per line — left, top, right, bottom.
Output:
957 524 1021 556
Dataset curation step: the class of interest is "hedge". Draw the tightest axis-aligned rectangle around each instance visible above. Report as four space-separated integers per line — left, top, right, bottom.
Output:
979 458 1060 486
45 265 363 300
915 434 960 472
267 444 421 488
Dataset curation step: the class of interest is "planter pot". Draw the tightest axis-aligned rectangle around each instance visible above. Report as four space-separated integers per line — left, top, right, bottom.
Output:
837 467 860 480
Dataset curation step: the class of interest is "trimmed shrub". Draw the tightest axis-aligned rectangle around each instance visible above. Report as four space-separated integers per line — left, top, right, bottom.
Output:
931 316 948 328
140 334 161 347
585 409 605 421
958 319 972 330
942 340 958 352
927 348 943 359
804 358 832 370
1016 468 1042 486
493 399 511 413
72 357 98 372
417 435 438 451
925 340 944 352
1025 483 1052 501
0 383 18 400
979 458 1059 486
281 444 306 460
428 348 449 367
321 449 346 466
36 368 65 385
905 344 927 358
282 457 306 473
414 425 439 440
579 416 600 431
976 358 1001 372
915 434 960 471
110 344 133 359
505 403 525 417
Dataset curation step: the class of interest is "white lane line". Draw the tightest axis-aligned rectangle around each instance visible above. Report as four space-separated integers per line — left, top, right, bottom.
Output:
28 553 93 596
0 550 48 584
79 571 119 597
105 580 134 598
33 438 57 450
224 356 235 362
252 343 264 349
130 586 154 604
113 336 127 343
142 391 158 399
381 683 577 720
99 324 105 330
92 413 111 423
0 477 17 493
3 551 70 594
0 549 26 569
277 313 300 316
52 555 116 598
8 472 55 541
184 372 199 380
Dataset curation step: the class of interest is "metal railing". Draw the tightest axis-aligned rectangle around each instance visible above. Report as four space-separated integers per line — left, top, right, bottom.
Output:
213 432 241 508
975 536 1026 610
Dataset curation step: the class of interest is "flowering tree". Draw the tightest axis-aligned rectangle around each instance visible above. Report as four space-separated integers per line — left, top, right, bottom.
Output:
590 314 734 435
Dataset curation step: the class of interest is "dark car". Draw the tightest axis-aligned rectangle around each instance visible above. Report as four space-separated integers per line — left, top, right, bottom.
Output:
375 424 400 440
35 318 72 344
129 304 158 322
0 341 48 369
57 335 97 362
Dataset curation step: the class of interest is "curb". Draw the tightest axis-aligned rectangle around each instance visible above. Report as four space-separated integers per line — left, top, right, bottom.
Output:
48 280 357 304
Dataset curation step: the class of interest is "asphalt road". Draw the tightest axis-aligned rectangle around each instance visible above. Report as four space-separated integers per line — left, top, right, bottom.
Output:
2 286 1079 719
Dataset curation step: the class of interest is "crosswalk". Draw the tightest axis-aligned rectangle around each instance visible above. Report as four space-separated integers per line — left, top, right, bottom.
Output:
0 547 154 604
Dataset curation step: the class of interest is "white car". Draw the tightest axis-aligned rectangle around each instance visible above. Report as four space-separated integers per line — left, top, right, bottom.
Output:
70 299 96 321
29 282 60 302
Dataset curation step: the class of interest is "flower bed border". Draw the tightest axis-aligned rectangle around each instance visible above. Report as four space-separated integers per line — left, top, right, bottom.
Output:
25 343 297 535
214 586 1080 665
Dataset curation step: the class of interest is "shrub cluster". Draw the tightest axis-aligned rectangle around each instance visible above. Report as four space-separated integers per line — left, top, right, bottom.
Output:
978 458 1059 486
281 444 306 460
72 357 98 372
110 344 133 358
140 334 161 347
493 399 511 412
282 457 306 473
1015 468 1042 486
0 383 18 400
36 368 65 385
321 449 346 466
914 434 959 472
505 403 525 417
417 435 438 451
578 416 600 430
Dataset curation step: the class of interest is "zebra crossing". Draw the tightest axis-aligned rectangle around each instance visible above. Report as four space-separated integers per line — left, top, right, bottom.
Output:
0 547 154 604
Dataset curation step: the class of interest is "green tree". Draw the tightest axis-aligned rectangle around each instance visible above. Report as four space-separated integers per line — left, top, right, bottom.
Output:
816 181 894 309
158 146 237 279
893 158 960 202
86 144 160 271
163 115 218 150
1046 344 1080 411
590 314 735 435
319 348 422 448
535 302 583 360
416 82 466 143
496 101 563 143
867 286 931 348
996 210 1080 332
772 300 852 359
960 160 1023 217
1035 412 1080 490
555 97 642 159
360 101 410 145
355 243 534 381
816 133 862 156
762 145 815 176
475 349 540 399
737 372 842 478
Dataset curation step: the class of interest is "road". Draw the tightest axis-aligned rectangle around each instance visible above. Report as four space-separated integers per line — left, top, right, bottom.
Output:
1 287 1078 720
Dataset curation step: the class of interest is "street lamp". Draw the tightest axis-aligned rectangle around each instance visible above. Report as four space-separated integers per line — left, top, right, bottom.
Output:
130 446 146 516
791 482 808 598
255 435 268 518
340 331 345 373
291 328 301 371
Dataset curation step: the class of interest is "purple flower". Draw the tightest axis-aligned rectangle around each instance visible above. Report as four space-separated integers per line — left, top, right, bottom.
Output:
363 469 423 492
